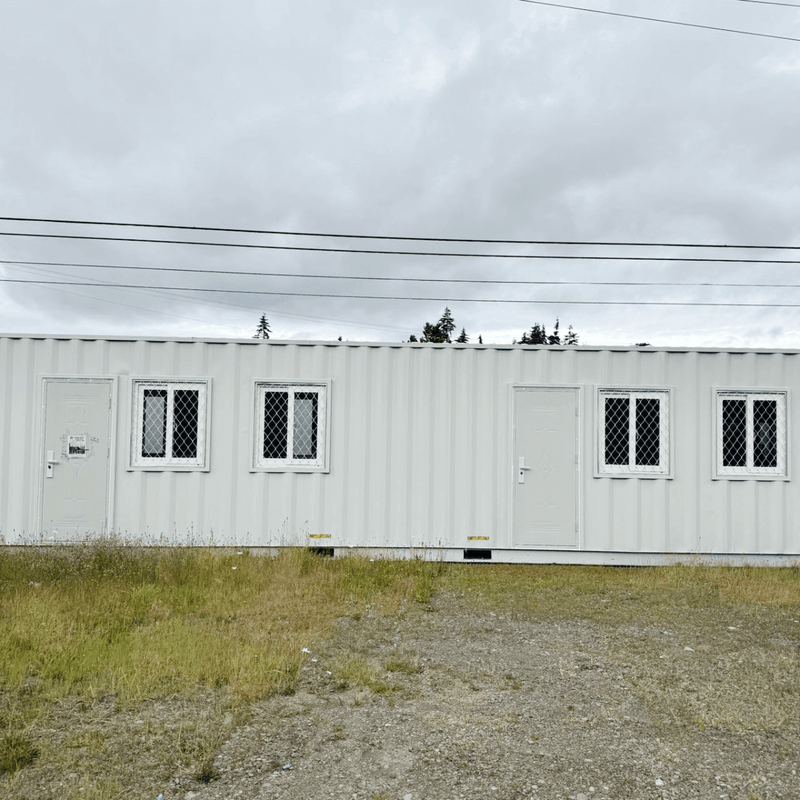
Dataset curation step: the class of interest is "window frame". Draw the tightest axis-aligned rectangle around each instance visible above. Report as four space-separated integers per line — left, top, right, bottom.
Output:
129 378 210 471
251 380 331 473
713 388 789 480
595 387 672 478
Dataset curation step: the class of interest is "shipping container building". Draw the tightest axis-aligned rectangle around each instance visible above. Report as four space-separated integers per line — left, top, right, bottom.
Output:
1 334 799 565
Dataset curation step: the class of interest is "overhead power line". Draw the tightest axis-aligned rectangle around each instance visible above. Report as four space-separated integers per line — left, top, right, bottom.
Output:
9 261 414 335
3 258 800 288
2 231 800 263
730 0 800 7
4 277 800 308
516 0 800 43
1 216 799 250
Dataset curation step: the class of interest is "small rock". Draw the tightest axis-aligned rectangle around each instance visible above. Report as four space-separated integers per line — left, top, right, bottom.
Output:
655 778 665 786
577 794 589 800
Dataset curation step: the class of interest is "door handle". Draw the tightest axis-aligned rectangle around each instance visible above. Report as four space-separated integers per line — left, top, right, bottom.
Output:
46 450 58 479
518 456 532 484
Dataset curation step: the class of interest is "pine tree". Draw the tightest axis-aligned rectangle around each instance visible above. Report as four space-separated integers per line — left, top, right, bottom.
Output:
438 307 456 343
527 323 547 344
413 307 458 343
421 322 448 343
456 328 469 343
547 319 561 345
478 335 483 344
563 326 579 346
253 314 271 339
518 319 579 346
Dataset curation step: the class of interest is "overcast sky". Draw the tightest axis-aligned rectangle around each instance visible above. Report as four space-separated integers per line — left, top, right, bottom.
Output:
1 0 799 346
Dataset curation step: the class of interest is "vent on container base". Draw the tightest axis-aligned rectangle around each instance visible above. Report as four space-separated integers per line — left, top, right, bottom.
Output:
463 549 492 560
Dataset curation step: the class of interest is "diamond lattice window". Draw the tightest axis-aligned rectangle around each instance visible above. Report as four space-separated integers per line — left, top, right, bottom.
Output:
132 381 208 468
716 391 786 477
598 390 670 475
255 383 327 470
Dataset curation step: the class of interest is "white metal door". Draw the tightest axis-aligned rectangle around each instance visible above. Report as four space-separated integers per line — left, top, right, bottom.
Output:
40 379 113 540
514 387 579 547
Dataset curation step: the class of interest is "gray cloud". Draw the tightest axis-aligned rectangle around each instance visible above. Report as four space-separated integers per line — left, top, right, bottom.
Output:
1 0 799 346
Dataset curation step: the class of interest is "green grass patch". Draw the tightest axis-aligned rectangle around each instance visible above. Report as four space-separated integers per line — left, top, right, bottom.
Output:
440 562 800 624
0 544 447 706
0 543 447 797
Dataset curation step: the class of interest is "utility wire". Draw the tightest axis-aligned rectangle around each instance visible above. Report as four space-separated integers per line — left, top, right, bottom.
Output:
6 262 414 335
728 0 800 8
1 216 799 250
516 0 800 43
4 278 800 308
7 262 255 329
2 231 800 263
28 281 243 329
3 258 800 289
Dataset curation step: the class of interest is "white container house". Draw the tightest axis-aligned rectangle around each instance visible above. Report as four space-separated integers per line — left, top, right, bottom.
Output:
1 334 798 565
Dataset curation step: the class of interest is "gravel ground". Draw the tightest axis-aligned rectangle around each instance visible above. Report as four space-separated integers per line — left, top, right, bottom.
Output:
171 594 799 800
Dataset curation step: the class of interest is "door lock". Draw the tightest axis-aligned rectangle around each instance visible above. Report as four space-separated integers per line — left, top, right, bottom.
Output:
518 456 532 484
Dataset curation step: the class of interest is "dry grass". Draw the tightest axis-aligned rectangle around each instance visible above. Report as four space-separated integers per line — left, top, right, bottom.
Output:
1 546 798 798
441 563 800 737
440 562 800 619
0 544 444 798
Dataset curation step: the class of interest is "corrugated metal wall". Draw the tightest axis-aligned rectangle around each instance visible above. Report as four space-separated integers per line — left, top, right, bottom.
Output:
1 335 798 558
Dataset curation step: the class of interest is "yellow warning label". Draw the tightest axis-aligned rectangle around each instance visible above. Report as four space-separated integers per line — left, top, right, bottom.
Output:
308 534 332 539
467 536 490 541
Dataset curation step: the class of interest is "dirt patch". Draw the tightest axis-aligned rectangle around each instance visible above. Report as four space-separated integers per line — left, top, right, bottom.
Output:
3 592 798 800
178 595 798 800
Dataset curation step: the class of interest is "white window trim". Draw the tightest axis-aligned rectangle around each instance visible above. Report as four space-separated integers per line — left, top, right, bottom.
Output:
129 379 210 471
713 388 788 480
595 387 672 478
251 380 331 472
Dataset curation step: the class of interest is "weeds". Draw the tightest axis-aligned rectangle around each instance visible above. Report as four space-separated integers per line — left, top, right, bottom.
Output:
335 657 397 694
384 655 422 675
1 543 798 798
0 735 38 775
0 543 448 797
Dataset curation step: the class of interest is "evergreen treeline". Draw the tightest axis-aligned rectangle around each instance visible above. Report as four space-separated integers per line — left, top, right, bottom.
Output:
407 308 578 346
253 308 580 345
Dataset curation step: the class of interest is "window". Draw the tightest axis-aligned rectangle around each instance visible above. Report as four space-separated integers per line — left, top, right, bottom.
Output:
598 389 670 476
131 380 208 469
716 391 787 478
254 382 329 471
